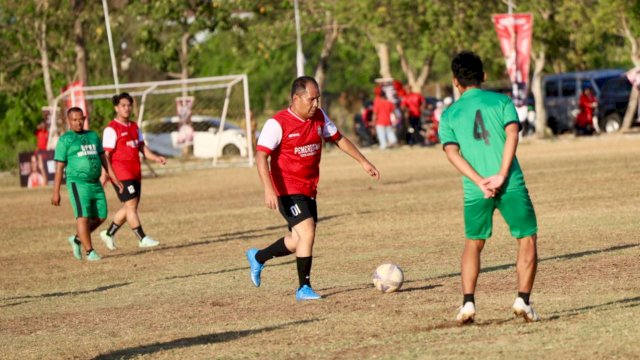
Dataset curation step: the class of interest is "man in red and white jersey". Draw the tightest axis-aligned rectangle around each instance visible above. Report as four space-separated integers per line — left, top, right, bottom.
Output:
246 76 380 301
99 93 167 250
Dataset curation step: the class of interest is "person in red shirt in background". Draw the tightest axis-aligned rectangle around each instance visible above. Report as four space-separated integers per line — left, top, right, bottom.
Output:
246 76 380 301
100 92 167 250
401 86 425 145
35 121 49 151
373 92 398 149
575 87 597 136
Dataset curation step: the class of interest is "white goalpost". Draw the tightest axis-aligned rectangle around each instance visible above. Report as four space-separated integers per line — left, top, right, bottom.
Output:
47 75 254 169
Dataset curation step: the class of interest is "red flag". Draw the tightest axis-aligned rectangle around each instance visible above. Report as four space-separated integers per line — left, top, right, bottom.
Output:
492 13 533 87
63 81 89 129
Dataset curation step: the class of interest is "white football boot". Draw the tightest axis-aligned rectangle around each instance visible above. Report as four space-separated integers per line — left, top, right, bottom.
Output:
456 301 476 324
513 297 540 322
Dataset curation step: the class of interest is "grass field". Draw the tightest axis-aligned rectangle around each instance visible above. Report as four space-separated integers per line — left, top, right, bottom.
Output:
1 135 639 359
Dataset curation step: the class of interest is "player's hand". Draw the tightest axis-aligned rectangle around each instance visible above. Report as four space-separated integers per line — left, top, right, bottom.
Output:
51 193 60 206
483 174 505 192
478 182 496 199
264 189 278 210
156 156 167 165
362 161 380 180
112 178 124 194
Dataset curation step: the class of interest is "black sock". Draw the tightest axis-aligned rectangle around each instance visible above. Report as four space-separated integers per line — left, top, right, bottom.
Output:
518 292 530 305
463 293 475 305
73 235 81 245
106 222 122 237
255 237 291 264
296 256 312 288
132 226 146 241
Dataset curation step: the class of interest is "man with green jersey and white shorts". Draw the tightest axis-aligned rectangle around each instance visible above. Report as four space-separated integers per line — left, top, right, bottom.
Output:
439 51 539 324
51 107 122 261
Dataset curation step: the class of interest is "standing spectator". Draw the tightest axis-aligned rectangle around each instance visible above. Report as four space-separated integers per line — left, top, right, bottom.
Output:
100 93 167 250
354 100 375 147
51 107 122 261
372 92 398 149
401 87 425 145
576 87 597 136
35 121 49 151
245 76 380 301
438 51 539 324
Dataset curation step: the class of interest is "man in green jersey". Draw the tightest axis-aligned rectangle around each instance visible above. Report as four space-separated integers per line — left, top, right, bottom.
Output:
439 51 539 324
51 107 123 261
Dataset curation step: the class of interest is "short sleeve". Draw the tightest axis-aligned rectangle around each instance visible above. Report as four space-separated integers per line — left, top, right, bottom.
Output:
103 127 117 151
321 110 342 142
53 137 67 163
256 118 282 154
502 98 520 128
438 110 458 148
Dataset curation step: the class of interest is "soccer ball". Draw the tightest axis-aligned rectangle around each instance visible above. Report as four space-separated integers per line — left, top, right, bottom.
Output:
372 263 404 293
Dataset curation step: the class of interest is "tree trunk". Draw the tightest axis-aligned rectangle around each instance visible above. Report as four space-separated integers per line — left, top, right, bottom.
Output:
375 43 393 79
313 14 340 94
619 15 640 131
396 43 433 93
35 0 54 106
72 0 88 86
532 49 548 139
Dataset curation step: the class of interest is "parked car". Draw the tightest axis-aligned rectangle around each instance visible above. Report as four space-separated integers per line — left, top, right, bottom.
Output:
597 75 637 133
141 115 249 158
542 69 625 134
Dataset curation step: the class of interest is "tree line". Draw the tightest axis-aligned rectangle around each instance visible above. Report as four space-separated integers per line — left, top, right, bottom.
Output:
1 0 638 170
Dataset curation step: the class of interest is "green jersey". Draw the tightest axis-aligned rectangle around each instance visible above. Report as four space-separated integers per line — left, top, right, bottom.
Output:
439 88 525 197
54 130 104 183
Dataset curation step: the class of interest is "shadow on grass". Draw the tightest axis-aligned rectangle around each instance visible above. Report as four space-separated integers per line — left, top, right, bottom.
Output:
0 282 132 303
547 296 640 321
428 243 639 281
107 214 347 259
91 318 320 360
162 259 297 281
320 282 442 298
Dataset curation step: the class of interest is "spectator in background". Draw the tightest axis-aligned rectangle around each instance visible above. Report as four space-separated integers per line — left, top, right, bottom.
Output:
354 99 375 147
401 86 425 145
35 121 49 151
576 87 597 136
372 92 398 150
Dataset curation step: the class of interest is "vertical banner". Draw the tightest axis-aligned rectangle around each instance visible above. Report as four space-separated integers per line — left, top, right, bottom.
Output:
492 13 533 105
63 81 89 129
18 150 57 188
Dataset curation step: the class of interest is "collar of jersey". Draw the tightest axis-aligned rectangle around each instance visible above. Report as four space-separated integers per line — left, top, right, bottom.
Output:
460 87 481 98
287 108 311 122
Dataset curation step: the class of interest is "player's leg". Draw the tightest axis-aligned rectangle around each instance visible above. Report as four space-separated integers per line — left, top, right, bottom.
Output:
457 196 494 324
75 217 100 261
375 125 387 149
498 189 540 321
101 180 136 249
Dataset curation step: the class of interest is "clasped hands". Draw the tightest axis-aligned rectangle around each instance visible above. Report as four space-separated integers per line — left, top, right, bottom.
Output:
478 174 505 199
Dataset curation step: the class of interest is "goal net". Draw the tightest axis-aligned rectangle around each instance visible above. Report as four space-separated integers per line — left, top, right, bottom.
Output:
47 75 254 170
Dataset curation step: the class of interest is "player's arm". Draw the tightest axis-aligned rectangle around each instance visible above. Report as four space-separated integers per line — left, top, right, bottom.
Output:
256 151 277 210
140 142 167 165
335 136 380 180
99 152 123 193
443 144 494 198
51 162 65 206
484 122 519 191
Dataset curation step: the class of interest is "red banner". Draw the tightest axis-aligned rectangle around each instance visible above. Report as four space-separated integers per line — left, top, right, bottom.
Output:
63 81 89 129
492 13 533 102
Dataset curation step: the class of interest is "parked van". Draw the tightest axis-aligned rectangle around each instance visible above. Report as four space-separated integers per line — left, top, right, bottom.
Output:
597 75 636 133
543 69 625 134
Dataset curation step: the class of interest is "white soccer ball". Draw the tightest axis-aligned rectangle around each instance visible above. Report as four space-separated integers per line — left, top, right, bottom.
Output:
372 263 404 293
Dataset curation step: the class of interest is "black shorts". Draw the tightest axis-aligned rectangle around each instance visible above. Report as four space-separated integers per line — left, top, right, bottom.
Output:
278 195 317 231
114 180 141 202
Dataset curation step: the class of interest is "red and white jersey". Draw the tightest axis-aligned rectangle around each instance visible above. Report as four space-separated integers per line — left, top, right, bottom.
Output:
103 119 143 181
257 108 341 198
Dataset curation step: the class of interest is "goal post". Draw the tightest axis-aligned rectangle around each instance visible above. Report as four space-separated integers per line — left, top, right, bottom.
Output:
47 75 254 169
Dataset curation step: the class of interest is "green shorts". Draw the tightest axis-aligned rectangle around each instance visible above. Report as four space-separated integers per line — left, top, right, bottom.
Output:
67 181 108 219
464 187 537 240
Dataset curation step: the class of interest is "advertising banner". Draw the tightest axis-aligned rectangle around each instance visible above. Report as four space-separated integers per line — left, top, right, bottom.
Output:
18 150 57 188
492 13 533 104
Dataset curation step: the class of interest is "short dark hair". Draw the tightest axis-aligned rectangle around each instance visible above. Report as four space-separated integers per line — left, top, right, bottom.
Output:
66 107 84 117
112 92 133 106
451 51 485 87
290 76 319 99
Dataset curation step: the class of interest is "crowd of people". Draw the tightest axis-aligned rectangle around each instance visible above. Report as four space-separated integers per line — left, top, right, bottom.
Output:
354 80 454 150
